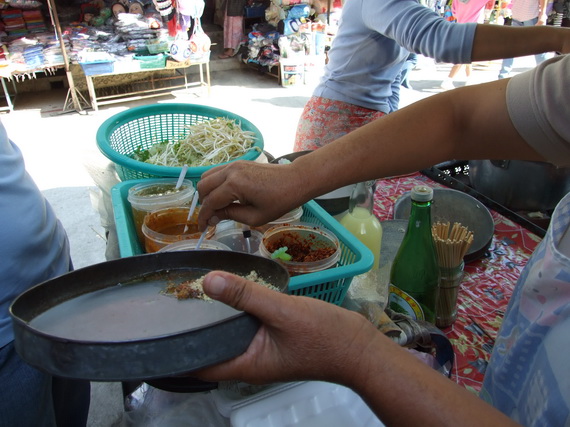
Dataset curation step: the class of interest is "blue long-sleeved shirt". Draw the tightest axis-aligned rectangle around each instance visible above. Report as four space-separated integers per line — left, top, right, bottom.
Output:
314 0 477 113
0 121 70 346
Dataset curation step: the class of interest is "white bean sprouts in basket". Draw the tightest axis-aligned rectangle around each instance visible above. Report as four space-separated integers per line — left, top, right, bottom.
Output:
132 117 259 167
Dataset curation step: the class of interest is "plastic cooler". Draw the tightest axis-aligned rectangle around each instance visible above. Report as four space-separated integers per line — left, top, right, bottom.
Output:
96 104 264 184
111 179 374 306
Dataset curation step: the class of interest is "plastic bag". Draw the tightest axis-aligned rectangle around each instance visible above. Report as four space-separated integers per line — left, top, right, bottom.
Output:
122 384 230 426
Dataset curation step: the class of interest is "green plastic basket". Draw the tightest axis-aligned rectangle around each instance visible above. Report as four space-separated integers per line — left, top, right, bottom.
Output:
96 104 264 184
111 179 374 306
134 53 167 69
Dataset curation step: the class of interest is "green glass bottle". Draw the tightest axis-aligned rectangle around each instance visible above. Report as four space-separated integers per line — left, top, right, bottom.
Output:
388 185 439 323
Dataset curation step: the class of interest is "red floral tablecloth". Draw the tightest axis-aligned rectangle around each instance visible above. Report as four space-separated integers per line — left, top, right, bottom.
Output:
373 173 542 394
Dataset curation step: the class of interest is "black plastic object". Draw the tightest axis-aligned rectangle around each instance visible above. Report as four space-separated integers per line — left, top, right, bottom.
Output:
10 251 289 382
393 188 494 263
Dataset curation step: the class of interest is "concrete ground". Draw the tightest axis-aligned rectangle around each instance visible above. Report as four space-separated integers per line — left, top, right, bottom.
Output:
2 53 536 426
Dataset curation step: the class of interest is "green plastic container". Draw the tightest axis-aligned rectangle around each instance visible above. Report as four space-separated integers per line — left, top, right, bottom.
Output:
96 103 264 183
134 53 167 69
111 180 374 306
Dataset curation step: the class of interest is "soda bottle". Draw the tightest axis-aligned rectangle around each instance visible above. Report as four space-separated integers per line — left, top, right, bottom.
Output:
388 185 439 323
340 181 383 269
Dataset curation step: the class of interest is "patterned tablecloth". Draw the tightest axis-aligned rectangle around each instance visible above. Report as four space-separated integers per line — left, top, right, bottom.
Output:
373 172 543 394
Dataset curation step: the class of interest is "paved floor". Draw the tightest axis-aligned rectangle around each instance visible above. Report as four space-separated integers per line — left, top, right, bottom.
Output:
2 54 536 426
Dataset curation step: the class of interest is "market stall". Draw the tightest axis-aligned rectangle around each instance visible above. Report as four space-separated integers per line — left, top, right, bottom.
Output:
0 0 211 111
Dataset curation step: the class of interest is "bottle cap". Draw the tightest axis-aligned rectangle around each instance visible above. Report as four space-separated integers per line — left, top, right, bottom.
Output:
411 185 433 202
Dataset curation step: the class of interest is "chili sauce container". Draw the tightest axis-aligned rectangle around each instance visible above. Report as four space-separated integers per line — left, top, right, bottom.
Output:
127 179 196 245
259 222 340 276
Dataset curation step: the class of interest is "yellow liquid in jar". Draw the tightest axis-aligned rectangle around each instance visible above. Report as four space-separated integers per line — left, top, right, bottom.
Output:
340 207 383 269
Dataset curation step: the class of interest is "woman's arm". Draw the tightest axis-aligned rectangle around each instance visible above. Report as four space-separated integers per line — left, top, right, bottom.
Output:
196 272 519 426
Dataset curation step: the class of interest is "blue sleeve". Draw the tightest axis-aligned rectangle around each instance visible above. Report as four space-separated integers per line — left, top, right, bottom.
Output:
360 0 477 64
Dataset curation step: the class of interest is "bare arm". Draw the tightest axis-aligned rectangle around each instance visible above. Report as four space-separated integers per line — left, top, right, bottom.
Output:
195 272 520 427
470 25 569 61
197 79 545 228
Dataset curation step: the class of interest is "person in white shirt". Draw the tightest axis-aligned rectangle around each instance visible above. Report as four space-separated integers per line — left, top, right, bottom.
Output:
195 54 570 426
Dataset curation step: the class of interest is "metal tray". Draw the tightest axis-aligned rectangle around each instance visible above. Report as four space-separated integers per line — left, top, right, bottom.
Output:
10 251 289 382
393 188 494 263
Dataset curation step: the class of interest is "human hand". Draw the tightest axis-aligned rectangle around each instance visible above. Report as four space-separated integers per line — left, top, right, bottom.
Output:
196 161 304 230
193 271 381 386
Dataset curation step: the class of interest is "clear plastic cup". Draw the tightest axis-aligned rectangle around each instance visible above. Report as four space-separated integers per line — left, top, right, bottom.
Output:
158 239 232 252
253 206 303 233
212 228 263 254
259 222 340 276
141 206 216 253
127 179 196 245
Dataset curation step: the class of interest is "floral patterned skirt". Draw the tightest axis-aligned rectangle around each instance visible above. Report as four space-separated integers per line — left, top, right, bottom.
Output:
293 96 386 152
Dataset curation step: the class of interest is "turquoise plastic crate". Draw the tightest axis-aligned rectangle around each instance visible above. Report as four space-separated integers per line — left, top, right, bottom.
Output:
96 104 264 185
111 180 374 305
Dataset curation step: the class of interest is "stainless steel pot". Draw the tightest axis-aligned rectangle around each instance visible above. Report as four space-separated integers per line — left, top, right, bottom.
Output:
468 160 570 212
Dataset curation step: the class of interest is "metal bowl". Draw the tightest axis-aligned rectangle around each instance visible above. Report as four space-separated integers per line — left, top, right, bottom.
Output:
393 188 494 262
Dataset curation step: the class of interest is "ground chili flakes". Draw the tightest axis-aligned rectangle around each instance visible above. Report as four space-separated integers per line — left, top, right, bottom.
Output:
266 231 336 262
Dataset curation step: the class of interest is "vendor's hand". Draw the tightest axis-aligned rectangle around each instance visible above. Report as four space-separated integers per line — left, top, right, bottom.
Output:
196 161 304 230
193 271 381 386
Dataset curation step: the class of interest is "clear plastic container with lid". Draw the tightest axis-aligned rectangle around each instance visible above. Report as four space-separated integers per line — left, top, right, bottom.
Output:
259 222 340 276
253 206 303 233
127 179 196 245
141 206 216 253
212 228 264 254
158 239 232 252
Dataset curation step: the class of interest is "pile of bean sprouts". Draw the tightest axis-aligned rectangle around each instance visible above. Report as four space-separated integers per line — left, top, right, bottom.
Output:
133 117 258 167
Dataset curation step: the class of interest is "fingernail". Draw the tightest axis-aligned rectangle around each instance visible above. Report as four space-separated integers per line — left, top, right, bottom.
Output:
206 274 227 297
209 216 221 226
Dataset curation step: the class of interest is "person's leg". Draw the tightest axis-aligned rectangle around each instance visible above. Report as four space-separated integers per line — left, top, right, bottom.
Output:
498 19 523 78
52 377 91 427
441 64 462 89
0 342 56 427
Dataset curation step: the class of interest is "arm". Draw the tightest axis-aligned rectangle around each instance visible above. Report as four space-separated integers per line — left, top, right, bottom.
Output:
470 25 569 60
195 272 520 426
197 78 545 228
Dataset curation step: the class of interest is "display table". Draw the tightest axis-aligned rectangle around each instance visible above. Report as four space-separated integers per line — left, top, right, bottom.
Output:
83 59 211 111
0 63 66 112
373 172 541 393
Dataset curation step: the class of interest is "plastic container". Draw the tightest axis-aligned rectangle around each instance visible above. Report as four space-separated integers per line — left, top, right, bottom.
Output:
134 53 167 69
127 179 196 245
259 222 341 276
141 206 216 253
96 104 264 184
253 206 303 233
211 381 384 427
212 228 263 254
280 58 304 87
158 239 231 252
112 179 374 306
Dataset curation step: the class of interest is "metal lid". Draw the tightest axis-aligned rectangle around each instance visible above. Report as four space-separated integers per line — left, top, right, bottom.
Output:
411 185 433 202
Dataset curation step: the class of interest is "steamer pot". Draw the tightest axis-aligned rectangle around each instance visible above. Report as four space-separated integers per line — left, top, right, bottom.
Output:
468 160 570 212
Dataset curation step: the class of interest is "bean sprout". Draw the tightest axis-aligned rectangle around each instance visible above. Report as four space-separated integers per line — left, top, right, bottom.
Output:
133 117 259 167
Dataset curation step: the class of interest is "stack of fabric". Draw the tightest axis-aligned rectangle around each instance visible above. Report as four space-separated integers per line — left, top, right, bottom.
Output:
1 8 27 37
23 43 44 68
22 9 45 33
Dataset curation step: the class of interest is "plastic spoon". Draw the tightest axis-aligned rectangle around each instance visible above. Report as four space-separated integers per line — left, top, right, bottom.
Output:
175 164 189 190
194 228 208 250
183 190 199 234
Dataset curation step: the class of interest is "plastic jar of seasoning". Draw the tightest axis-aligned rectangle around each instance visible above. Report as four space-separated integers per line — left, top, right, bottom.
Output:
141 206 216 253
127 179 196 245
259 222 341 276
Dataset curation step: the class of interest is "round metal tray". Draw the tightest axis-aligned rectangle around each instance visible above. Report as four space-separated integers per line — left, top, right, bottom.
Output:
393 188 494 263
10 251 289 382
